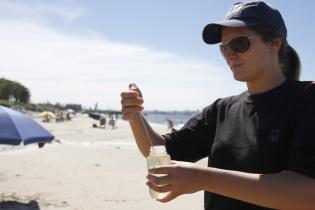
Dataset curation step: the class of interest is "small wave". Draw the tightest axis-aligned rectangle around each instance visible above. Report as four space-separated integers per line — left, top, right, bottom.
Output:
62 141 137 149
0 141 137 154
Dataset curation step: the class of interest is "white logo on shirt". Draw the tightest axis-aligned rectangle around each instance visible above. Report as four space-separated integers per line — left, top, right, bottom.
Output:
268 130 280 143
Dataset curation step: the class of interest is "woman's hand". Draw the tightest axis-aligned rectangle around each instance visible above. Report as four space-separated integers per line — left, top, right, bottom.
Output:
120 83 144 122
146 161 204 202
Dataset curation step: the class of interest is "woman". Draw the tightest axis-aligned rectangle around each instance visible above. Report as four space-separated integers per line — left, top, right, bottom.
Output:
120 1 315 209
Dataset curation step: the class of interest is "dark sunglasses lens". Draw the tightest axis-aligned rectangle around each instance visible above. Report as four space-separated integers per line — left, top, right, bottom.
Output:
229 37 250 53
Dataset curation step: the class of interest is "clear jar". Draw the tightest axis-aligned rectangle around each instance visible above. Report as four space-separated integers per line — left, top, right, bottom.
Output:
146 145 171 199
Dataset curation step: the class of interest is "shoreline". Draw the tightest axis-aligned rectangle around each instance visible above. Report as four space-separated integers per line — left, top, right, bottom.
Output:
1 114 183 153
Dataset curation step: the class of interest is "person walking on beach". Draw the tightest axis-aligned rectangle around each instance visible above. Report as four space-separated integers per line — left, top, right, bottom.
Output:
120 1 315 209
166 119 174 131
108 115 116 129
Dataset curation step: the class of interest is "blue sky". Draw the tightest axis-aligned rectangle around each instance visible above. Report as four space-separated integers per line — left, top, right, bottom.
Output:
0 0 314 110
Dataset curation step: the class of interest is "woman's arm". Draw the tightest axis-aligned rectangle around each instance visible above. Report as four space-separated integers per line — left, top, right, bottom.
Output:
121 84 165 157
129 114 165 157
147 161 315 210
200 167 315 210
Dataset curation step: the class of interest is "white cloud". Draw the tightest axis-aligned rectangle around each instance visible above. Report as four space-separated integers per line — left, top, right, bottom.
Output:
0 0 84 23
0 1 245 110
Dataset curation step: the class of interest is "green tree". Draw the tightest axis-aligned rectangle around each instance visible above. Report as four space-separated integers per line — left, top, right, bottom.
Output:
0 78 30 103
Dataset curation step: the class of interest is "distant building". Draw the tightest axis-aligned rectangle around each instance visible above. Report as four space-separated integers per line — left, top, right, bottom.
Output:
66 104 82 112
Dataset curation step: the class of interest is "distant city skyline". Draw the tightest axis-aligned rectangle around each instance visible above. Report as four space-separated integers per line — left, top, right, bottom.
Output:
1 0 314 110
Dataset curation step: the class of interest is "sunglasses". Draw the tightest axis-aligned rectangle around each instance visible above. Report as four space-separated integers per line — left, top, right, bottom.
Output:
220 36 258 56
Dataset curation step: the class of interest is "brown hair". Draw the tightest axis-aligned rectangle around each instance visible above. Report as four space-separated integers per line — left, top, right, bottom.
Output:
250 25 301 80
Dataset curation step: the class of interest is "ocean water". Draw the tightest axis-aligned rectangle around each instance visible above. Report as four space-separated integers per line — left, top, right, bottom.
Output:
0 111 199 152
144 111 199 126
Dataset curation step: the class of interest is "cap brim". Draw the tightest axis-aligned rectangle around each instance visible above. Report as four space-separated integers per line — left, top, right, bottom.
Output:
202 19 253 44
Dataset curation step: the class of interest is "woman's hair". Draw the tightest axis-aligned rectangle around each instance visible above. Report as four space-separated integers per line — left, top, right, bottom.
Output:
250 25 301 80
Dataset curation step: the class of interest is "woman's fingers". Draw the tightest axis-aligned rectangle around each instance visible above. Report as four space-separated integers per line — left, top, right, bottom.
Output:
121 97 143 107
120 88 144 121
121 105 144 115
146 181 178 202
146 182 172 193
146 174 171 185
128 83 143 98
156 192 178 203
120 90 139 99
148 165 174 175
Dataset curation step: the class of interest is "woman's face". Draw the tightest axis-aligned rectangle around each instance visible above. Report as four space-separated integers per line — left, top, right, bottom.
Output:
221 27 276 82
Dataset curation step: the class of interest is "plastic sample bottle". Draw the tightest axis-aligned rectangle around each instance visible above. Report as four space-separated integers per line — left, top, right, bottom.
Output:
146 145 171 199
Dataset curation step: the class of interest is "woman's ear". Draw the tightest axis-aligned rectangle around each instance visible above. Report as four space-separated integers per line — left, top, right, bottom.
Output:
270 37 282 52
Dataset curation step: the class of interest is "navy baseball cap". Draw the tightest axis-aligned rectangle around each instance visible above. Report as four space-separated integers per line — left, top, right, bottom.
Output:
202 1 287 44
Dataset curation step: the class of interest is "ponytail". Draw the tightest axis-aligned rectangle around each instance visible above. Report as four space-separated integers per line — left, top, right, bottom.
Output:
280 44 301 80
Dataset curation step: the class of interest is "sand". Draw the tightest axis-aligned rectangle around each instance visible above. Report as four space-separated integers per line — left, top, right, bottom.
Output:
0 114 206 210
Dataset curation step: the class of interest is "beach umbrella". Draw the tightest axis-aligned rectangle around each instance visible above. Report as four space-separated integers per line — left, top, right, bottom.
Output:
0 105 54 145
40 111 55 118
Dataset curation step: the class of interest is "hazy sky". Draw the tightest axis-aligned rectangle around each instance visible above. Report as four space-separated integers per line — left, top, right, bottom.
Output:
0 0 314 111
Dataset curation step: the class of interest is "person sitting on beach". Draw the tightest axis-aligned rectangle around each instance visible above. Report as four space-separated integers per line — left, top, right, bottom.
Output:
42 115 50 123
56 111 65 122
66 112 72 121
99 116 107 128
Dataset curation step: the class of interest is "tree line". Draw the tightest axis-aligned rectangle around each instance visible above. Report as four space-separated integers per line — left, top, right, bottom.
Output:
0 78 30 103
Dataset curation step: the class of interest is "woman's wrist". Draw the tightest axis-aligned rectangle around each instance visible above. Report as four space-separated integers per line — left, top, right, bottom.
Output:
193 166 212 192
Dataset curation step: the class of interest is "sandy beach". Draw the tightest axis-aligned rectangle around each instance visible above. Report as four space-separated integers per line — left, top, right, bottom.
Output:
0 114 206 210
